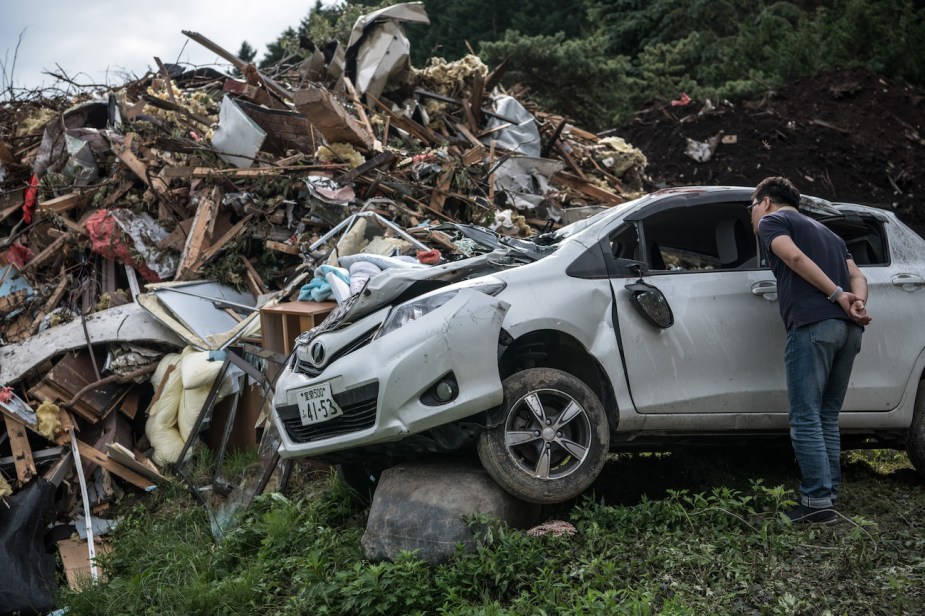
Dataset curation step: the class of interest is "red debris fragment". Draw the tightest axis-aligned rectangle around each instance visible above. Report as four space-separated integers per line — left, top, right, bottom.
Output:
22 174 38 224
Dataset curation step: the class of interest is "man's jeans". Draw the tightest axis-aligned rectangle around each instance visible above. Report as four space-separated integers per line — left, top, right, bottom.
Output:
785 318 863 508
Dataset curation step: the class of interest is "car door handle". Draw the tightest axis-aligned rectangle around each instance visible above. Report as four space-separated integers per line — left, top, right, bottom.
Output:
892 273 925 290
751 280 778 301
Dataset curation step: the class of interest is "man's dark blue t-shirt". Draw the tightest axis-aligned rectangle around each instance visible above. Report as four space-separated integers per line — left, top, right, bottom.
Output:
757 209 851 330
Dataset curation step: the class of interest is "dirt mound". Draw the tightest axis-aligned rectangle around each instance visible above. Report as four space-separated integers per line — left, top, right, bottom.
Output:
619 67 925 236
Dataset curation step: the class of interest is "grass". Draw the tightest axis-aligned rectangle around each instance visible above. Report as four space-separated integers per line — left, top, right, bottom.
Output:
59 446 925 615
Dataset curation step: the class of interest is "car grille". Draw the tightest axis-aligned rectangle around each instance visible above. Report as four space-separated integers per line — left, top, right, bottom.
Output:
292 329 377 378
277 382 379 444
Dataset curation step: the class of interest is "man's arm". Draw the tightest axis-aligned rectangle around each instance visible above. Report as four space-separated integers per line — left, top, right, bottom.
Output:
769 235 871 325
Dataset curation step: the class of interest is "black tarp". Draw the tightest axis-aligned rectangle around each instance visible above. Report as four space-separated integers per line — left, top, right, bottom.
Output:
0 479 57 616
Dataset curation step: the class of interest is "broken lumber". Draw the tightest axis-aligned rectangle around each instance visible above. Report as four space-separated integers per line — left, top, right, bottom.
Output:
292 86 375 148
74 440 156 491
176 187 220 280
3 415 36 485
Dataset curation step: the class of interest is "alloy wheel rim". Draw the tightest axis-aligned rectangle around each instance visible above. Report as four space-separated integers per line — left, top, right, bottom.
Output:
503 388 592 480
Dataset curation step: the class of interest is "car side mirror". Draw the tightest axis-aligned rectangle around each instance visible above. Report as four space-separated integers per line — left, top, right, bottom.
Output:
624 279 674 328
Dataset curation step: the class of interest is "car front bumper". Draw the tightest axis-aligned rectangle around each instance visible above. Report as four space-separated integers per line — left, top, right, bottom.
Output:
272 289 510 458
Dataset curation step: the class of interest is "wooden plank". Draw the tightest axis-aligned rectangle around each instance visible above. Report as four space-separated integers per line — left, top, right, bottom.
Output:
162 165 336 179
19 232 70 273
119 387 140 420
43 449 74 486
176 187 220 280
343 76 381 152
429 167 455 214
454 123 483 148
106 443 164 483
75 440 156 491
58 537 111 589
3 414 36 485
37 191 93 215
266 240 300 255
241 256 268 296
334 150 396 185
550 172 624 205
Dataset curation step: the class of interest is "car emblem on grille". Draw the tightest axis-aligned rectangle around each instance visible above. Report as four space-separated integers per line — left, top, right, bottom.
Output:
310 341 326 365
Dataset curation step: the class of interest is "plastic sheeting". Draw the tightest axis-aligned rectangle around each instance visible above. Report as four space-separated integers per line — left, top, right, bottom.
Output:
0 480 57 616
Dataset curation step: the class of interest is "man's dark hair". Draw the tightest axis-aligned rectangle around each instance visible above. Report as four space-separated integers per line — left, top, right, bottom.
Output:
753 176 800 208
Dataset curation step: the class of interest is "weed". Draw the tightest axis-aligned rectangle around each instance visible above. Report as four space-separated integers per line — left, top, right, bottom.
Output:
60 450 925 615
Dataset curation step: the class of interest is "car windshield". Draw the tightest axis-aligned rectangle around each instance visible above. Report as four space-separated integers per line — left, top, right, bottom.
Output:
550 195 648 241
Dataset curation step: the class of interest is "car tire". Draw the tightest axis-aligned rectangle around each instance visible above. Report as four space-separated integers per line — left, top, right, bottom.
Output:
906 381 925 480
477 368 610 504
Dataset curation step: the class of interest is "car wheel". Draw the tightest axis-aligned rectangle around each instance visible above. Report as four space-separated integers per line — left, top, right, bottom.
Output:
906 381 925 479
477 368 610 504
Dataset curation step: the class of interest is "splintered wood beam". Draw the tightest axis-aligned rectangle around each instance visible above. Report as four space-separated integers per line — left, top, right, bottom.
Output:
551 172 624 205
454 122 482 148
484 56 510 92
29 265 69 335
192 212 255 269
162 165 338 179
3 414 36 485
110 133 170 195
343 76 380 151
429 167 455 214
74 440 155 491
182 30 291 102
334 150 396 185
19 232 70 273
176 187 220 280
367 94 441 145
241 256 268 296
266 240 301 255
541 117 569 158
37 191 94 215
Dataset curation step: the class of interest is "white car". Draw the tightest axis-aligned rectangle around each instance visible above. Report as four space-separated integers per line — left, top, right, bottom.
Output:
272 186 925 503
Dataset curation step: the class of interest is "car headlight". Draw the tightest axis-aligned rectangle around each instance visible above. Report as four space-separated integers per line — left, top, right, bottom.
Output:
375 289 459 340
375 277 506 340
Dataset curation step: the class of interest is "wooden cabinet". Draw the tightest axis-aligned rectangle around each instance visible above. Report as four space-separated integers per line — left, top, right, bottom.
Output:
260 301 335 381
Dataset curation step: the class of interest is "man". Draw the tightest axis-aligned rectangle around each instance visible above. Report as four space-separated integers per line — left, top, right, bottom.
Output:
751 176 871 524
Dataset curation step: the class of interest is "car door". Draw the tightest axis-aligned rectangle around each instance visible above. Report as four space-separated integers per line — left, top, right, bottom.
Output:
607 197 789 414
822 211 925 411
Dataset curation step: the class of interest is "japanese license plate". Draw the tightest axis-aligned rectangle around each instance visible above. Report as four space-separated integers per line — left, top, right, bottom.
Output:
296 381 343 426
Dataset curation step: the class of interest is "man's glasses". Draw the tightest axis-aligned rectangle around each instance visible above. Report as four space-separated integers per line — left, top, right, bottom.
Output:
747 198 764 214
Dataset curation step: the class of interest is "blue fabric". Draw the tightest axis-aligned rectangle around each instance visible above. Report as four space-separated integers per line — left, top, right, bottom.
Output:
758 210 852 330
785 319 863 507
298 265 350 302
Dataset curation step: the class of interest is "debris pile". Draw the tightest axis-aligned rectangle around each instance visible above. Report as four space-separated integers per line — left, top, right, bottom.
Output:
0 3 647 602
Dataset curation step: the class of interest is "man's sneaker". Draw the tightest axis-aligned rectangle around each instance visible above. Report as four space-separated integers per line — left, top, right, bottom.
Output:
785 504 838 525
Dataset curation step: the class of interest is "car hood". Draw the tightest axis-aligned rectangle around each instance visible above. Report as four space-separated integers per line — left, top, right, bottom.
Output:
337 229 561 322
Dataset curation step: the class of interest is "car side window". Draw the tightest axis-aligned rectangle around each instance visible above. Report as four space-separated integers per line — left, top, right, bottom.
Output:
820 216 889 266
635 202 758 272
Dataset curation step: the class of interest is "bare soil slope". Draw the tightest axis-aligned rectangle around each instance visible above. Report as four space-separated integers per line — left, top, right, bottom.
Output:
620 67 925 236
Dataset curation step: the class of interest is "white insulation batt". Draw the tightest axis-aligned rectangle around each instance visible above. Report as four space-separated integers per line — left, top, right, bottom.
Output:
145 348 242 466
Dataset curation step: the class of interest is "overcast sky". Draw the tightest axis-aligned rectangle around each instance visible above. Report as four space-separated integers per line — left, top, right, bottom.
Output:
0 1 319 93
